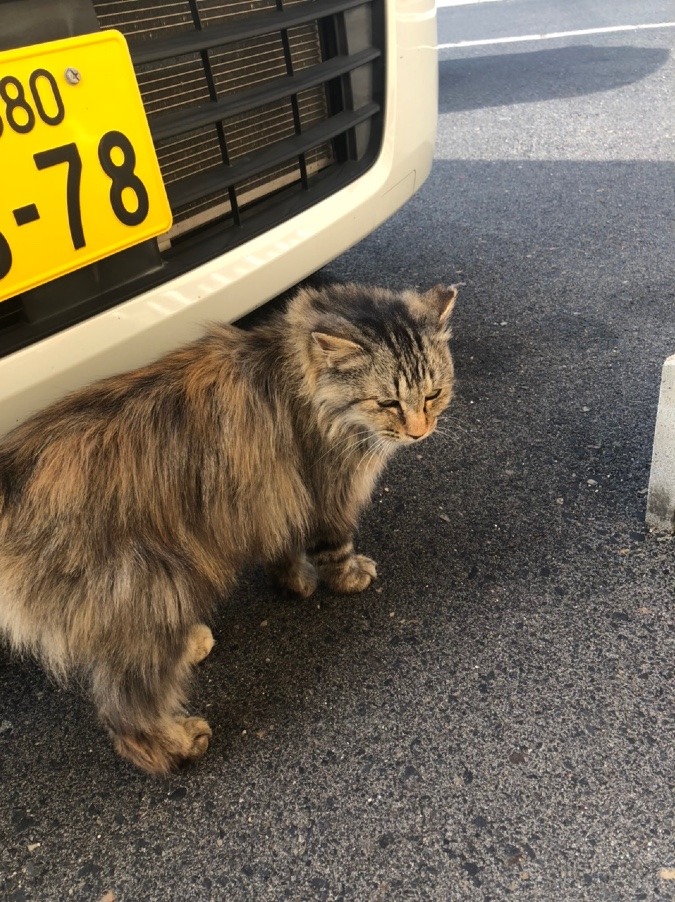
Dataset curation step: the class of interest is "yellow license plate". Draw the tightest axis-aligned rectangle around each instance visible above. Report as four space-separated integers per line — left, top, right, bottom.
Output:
0 30 172 303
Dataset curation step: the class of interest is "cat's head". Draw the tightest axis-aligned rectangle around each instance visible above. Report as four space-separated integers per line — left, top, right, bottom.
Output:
289 283 458 445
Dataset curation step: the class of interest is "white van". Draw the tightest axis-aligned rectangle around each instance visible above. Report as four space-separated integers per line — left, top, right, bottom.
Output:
0 0 438 435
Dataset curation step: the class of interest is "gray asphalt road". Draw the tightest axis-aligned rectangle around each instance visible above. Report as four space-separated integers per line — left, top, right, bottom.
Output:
2 1 674 900
437 0 674 46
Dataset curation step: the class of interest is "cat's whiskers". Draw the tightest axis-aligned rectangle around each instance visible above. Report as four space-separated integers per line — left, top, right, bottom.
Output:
432 418 475 446
312 428 373 467
428 427 462 448
342 434 383 474
354 434 389 480
438 416 470 437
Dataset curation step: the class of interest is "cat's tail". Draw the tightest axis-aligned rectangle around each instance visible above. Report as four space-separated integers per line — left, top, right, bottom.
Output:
0 445 15 519
0 443 35 521
0 478 13 523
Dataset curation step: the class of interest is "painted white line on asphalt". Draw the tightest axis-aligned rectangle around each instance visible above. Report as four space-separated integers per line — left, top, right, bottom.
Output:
438 21 675 49
437 0 505 7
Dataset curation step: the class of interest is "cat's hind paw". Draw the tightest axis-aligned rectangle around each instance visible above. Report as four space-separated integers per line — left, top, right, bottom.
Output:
112 716 212 774
176 716 212 761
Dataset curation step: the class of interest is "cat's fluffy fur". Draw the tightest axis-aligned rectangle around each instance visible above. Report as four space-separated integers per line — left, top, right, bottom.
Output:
0 281 457 773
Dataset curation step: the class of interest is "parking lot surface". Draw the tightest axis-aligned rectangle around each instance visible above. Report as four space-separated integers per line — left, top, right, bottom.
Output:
1 1 674 899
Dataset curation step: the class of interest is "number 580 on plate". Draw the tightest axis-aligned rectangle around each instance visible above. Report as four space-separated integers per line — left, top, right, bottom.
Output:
0 30 172 303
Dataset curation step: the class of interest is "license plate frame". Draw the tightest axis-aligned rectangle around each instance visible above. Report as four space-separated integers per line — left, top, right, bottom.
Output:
0 30 172 304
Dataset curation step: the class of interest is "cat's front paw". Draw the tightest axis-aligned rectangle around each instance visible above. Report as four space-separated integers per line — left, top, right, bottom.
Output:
268 555 318 598
321 554 377 594
186 623 215 665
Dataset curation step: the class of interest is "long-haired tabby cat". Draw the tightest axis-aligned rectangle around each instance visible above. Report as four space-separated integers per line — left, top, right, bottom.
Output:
0 281 457 774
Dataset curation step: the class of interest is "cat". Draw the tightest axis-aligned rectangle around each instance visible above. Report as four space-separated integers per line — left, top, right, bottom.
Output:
0 281 458 774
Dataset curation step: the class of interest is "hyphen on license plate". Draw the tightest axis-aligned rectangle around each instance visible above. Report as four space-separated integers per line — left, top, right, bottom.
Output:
0 30 172 303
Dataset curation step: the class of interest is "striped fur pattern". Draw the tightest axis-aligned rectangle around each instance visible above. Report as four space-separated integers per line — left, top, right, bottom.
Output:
0 282 457 773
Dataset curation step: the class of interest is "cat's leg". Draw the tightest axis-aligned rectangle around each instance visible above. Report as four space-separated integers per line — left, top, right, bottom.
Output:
309 536 377 594
91 627 212 775
267 550 318 598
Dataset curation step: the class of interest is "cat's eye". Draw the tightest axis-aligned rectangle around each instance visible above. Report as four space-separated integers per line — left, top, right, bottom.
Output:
377 399 401 409
425 389 442 402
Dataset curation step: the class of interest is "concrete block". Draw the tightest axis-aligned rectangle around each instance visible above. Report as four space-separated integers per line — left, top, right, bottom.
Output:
646 354 675 532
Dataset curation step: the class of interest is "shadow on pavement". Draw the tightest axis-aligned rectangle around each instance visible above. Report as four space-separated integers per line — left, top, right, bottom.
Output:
439 45 670 112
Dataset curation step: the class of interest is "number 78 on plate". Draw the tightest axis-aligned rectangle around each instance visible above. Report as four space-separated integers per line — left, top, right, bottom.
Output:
0 30 172 303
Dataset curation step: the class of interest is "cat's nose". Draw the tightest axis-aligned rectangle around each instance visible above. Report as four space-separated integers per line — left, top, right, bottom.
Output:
407 428 427 440
405 411 427 440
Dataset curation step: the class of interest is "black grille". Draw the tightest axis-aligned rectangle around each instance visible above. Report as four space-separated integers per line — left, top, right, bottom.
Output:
0 0 384 356
97 0 384 247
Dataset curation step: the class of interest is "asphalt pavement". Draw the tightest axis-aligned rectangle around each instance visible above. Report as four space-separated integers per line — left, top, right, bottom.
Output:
1 1 674 899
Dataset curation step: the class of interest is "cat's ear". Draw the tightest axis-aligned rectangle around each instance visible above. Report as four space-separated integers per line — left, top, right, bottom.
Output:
311 332 365 368
426 284 459 327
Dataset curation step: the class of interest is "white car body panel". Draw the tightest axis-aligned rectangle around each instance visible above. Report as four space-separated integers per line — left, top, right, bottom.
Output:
0 0 438 436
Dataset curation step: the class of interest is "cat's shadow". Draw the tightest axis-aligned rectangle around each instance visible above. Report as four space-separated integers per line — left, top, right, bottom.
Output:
201 568 379 745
